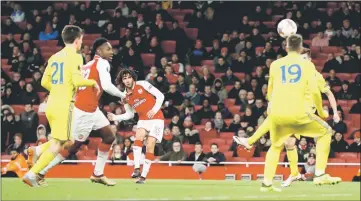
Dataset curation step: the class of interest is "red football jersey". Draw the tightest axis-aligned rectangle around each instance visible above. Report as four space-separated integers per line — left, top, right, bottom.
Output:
125 81 164 120
75 55 107 112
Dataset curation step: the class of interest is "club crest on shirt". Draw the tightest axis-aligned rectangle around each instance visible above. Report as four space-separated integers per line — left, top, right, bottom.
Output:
138 88 143 94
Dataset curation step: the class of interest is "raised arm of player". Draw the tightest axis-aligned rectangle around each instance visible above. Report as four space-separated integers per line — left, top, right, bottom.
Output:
108 104 135 122
97 59 126 98
137 80 165 115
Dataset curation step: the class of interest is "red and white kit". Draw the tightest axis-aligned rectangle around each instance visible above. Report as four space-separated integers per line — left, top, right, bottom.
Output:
114 81 164 142
73 55 124 141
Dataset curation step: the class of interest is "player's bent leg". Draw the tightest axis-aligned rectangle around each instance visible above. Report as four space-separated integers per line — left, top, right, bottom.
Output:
90 126 116 186
298 114 341 185
23 139 63 187
132 127 147 178
137 136 157 184
282 137 301 187
234 117 270 150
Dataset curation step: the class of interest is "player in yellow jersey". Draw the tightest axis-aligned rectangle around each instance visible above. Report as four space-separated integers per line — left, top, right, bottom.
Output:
23 25 100 187
259 34 341 192
234 51 340 187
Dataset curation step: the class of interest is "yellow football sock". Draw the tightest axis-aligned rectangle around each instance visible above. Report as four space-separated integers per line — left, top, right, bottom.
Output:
264 145 283 185
286 148 299 177
38 141 51 155
31 150 57 174
248 117 270 145
315 133 331 175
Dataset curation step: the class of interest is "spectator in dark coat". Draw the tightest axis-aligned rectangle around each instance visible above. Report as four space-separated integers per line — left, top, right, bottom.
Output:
186 40 208 66
336 81 354 100
325 69 342 87
328 110 348 134
2 18 21 34
249 28 265 47
206 143 226 164
21 83 40 105
1 34 19 59
228 81 243 99
200 85 219 105
151 73 169 94
331 132 349 152
20 103 39 143
1 112 21 152
197 99 215 120
165 84 184 106
159 141 187 162
102 23 118 40
187 143 206 161
216 102 232 119
5 133 27 155
350 97 361 114
348 132 361 152
322 53 341 73
221 69 240 86
252 99 266 120
228 114 241 133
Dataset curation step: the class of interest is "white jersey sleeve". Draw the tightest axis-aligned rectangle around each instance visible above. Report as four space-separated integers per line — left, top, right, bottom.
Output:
136 80 165 114
96 58 125 98
114 104 135 121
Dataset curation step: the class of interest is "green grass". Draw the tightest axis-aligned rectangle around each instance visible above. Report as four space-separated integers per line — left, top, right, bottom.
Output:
1 178 360 200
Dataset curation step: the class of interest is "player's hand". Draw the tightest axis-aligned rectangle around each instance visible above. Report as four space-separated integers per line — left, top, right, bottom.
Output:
93 82 101 96
333 114 341 123
147 110 156 119
107 113 116 121
319 109 329 119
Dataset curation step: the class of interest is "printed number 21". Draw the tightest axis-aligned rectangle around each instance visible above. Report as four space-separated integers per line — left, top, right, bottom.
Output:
51 62 64 84
280 64 301 84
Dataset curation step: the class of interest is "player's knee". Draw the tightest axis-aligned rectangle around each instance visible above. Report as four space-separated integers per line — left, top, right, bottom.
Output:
101 132 115 144
285 137 296 150
146 136 156 153
135 128 147 140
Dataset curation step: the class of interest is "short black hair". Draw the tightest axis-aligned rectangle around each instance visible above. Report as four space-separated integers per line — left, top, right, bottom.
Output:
61 25 83 44
211 143 218 148
195 142 203 147
91 37 108 57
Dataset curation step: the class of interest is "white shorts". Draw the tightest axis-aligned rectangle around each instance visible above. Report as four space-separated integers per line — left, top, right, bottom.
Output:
72 107 110 142
137 119 164 143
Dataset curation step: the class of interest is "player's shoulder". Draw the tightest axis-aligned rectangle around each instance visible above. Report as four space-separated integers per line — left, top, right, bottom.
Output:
96 57 110 70
136 80 153 89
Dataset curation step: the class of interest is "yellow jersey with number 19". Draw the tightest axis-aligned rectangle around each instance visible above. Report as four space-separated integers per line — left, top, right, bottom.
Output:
267 52 322 121
41 46 96 108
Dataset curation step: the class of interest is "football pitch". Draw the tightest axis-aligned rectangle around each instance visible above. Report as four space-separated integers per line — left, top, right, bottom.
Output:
1 178 360 200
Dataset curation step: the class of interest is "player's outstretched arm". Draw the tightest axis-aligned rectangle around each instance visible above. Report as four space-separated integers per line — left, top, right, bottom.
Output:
97 60 126 98
315 72 340 122
137 80 165 114
108 104 135 122
41 61 53 91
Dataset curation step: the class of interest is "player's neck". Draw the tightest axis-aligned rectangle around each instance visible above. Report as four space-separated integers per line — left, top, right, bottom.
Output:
64 44 77 52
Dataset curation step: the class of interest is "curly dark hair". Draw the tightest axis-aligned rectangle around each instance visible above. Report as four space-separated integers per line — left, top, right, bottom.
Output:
116 68 138 88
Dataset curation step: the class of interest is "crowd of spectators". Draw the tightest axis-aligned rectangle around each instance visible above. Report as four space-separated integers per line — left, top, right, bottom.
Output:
1 1 360 163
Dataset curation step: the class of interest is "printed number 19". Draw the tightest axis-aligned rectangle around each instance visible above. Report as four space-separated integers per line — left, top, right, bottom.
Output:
51 62 64 84
280 64 301 84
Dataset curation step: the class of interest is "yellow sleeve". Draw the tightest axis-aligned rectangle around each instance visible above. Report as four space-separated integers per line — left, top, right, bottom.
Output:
41 58 53 91
267 63 274 102
308 63 323 114
71 54 96 87
315 71 330 94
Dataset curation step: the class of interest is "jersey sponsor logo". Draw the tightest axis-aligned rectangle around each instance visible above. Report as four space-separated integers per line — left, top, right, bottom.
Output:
132 98 146 109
